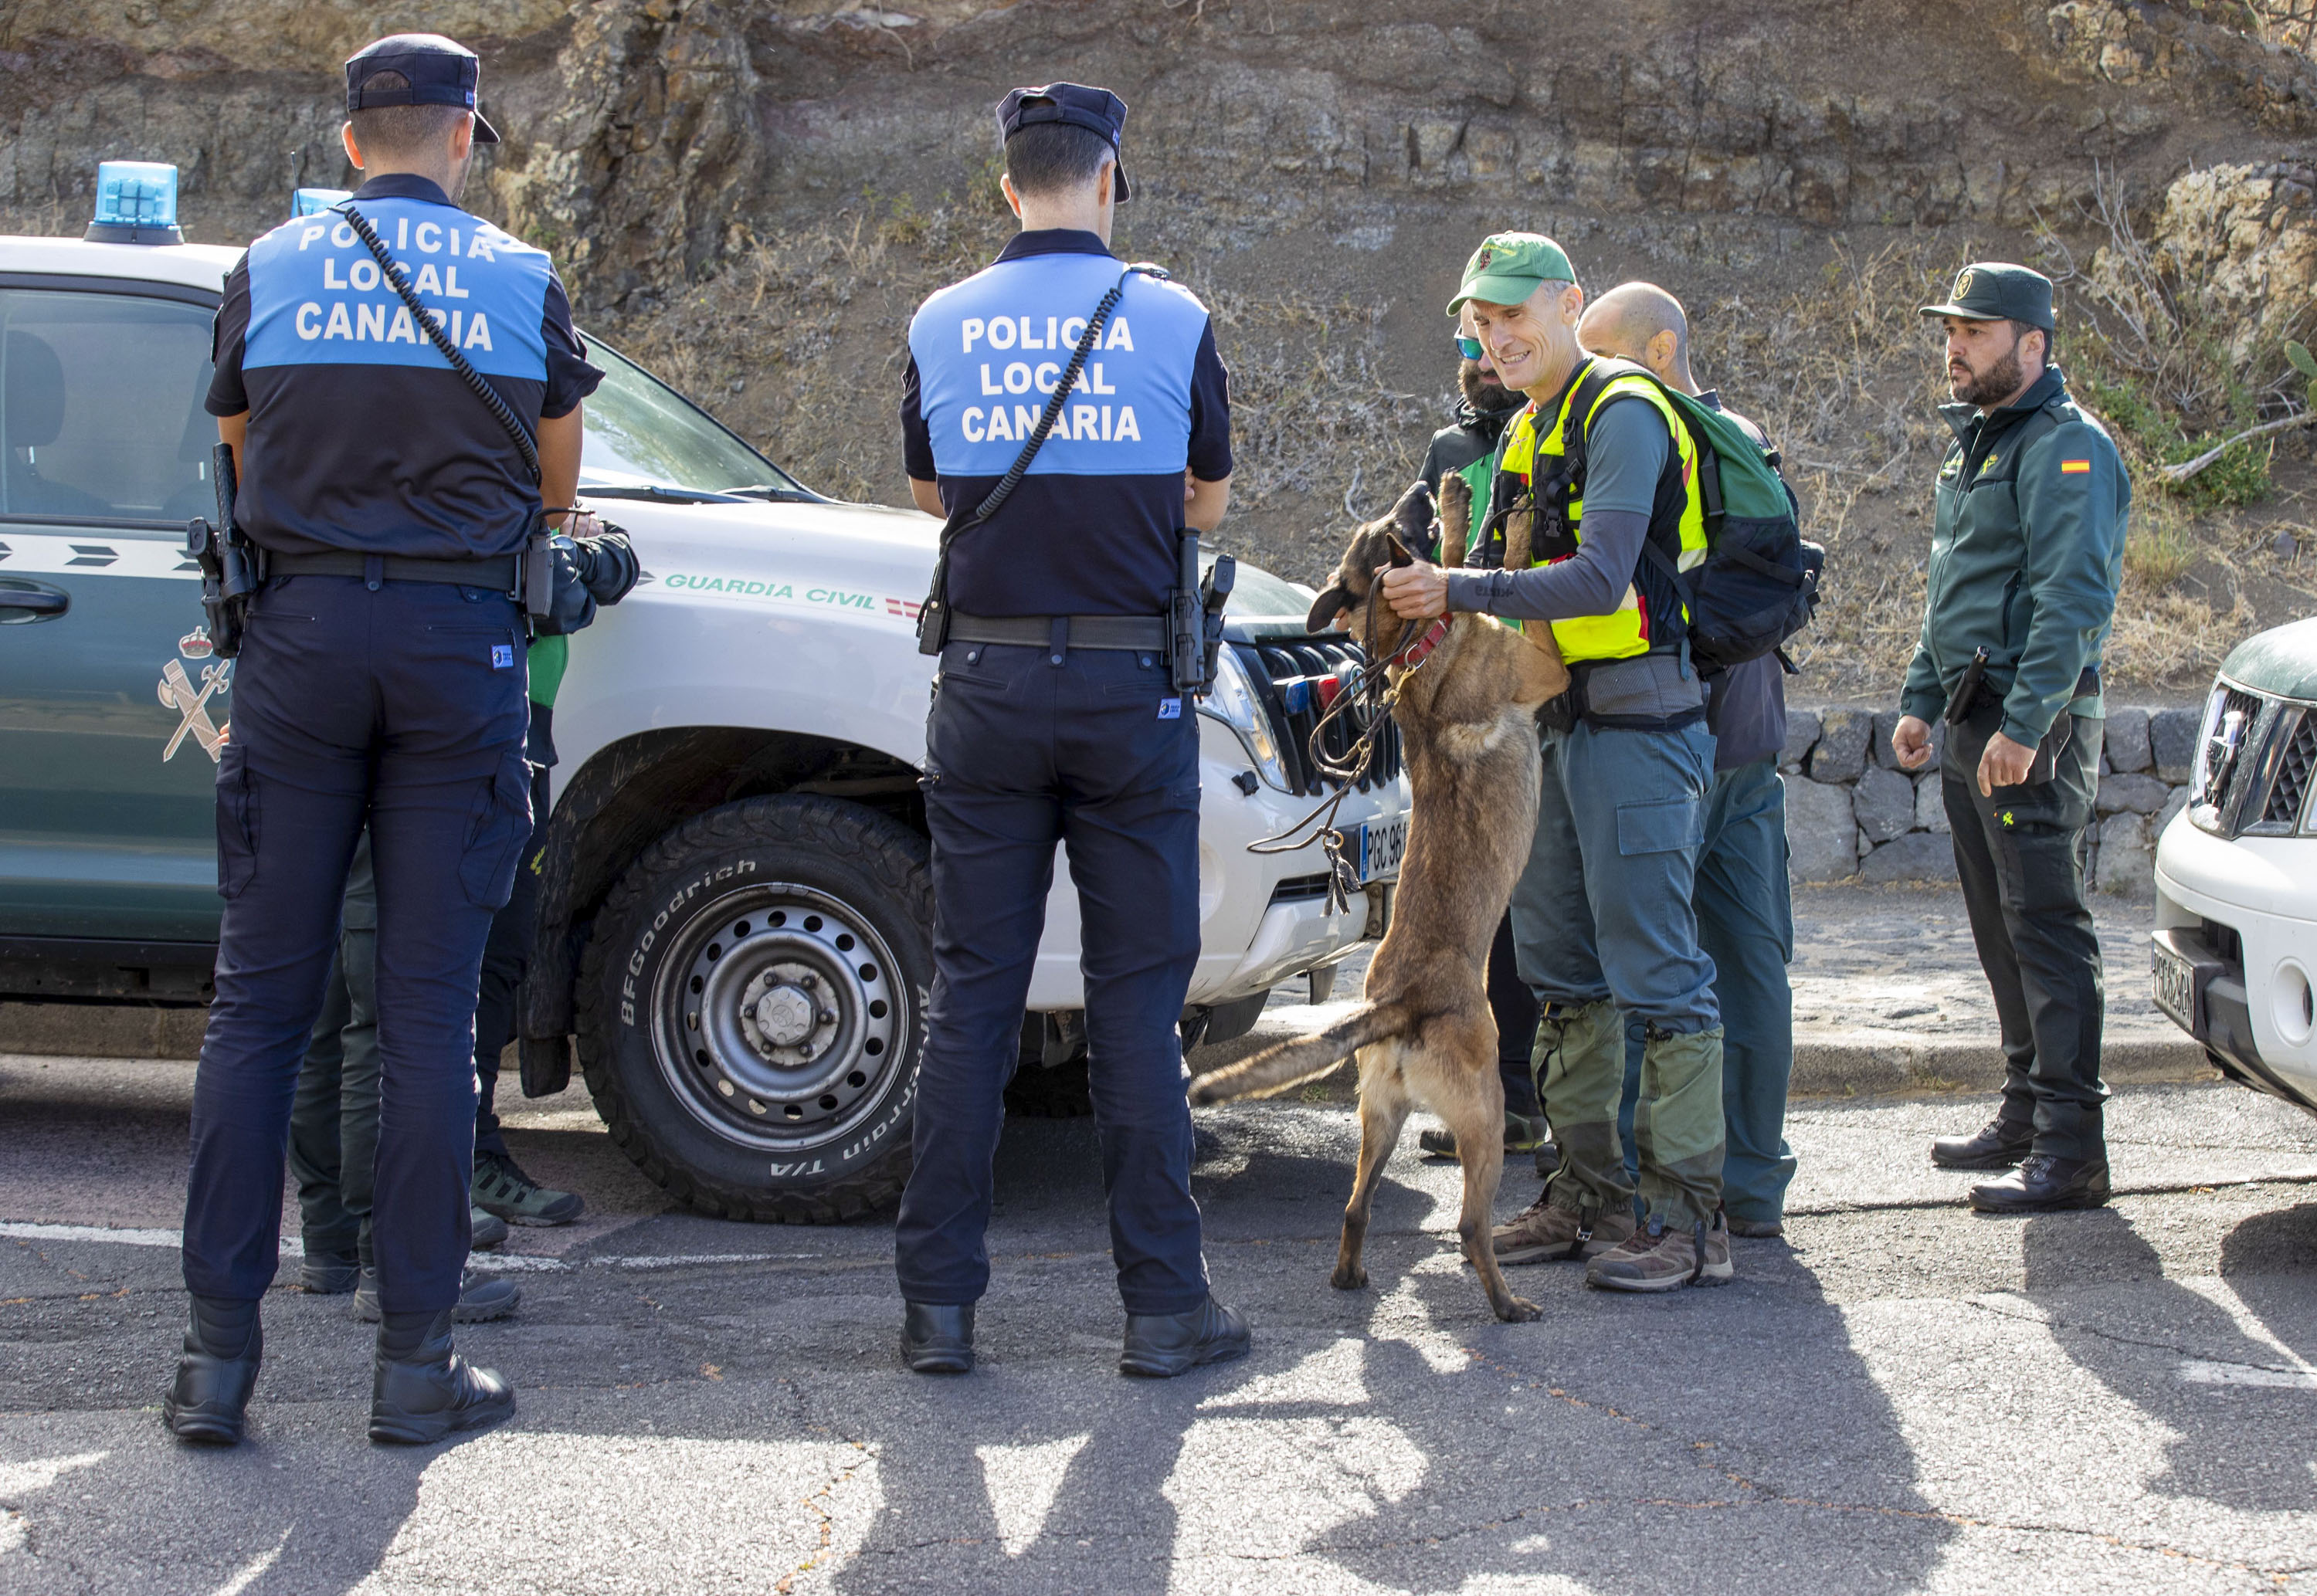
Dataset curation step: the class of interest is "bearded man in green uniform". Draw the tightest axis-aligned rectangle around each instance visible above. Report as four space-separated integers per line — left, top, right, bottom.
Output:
1891 263 2129 1214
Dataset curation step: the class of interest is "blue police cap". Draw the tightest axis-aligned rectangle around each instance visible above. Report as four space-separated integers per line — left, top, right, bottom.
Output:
996 83 1131 203
345 34 501 145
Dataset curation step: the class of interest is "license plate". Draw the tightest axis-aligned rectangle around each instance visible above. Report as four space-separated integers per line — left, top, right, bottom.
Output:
1356 817 1408 883
2151 940 2199 1035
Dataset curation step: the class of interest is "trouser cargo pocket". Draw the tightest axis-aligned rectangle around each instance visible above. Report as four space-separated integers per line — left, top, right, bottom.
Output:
459 752 535 910
215 743 260 900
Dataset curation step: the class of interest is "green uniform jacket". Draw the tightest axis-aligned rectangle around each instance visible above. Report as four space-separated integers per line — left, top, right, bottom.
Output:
1899 366 2130 745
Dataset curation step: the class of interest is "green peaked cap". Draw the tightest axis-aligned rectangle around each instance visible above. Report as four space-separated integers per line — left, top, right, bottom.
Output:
1446 232 1576 316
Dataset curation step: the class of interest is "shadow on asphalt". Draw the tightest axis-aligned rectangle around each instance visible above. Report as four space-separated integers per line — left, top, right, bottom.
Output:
2020 1201 2317 1521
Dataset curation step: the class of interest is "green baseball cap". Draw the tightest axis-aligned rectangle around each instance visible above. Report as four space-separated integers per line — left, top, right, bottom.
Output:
1918 261 2054 330
1446 232 1576 316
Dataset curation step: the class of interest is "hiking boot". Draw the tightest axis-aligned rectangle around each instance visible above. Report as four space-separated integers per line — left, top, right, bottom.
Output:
1585 1214 1735 1293
299 1246 360 1294
1491 1194 1636 1265
369 1309 514 1445
469 1208 510 1252
1724 1214 1785 1239
901 1303 975 1375
471 1151 585 1227
355 1268 523 1324
1418 1114 1550 1160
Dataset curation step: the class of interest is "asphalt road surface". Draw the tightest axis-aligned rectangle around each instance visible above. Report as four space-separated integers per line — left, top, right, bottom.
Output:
5 1051 2317 1595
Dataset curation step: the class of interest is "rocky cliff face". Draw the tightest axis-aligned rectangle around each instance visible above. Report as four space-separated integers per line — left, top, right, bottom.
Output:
3 0 2311 676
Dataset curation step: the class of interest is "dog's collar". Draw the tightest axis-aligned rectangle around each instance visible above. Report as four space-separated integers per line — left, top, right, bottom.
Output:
1386 616 1451 670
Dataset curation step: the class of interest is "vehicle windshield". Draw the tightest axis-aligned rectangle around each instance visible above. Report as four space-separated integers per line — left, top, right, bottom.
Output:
578 337 810 500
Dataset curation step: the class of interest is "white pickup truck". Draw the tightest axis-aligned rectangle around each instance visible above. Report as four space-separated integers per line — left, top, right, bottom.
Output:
0 179 1409 1223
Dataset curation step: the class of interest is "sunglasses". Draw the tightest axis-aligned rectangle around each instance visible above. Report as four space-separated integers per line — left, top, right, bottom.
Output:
1453 334 1484 361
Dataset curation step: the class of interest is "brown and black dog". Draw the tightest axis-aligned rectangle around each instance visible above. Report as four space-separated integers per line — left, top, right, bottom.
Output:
1190 476 1566 1322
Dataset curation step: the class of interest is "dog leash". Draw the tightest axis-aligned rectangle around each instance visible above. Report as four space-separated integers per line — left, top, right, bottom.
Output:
1246 584 1448 913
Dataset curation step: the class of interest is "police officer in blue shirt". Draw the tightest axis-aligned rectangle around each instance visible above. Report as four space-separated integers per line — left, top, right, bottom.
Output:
165 33 602 1446
893 83 1248 1378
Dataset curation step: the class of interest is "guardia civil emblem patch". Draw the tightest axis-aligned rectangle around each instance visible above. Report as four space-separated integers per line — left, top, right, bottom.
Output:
1954 267 1976 301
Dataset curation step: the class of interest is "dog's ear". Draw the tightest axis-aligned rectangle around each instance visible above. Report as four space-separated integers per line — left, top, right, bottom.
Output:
1391 479 1435 548
1306 584 1352 633
1385 534 1416 568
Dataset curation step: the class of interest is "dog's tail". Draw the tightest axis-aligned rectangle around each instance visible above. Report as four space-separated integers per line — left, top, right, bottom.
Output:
1187 1001 1413 1106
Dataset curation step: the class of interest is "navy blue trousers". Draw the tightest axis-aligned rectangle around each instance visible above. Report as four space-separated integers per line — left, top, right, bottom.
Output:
894 641 1209 1316
184 575 532 1314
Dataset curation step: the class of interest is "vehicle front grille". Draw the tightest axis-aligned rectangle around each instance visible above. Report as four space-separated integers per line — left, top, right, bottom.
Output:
1237 638 1405 798
2191 683 2317 839
2263 709 2317 830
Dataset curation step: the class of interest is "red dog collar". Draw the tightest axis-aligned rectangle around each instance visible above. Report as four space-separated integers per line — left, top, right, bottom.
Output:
1388 616 1450 669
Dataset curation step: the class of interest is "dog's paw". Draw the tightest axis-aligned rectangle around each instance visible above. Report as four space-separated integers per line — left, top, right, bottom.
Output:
1330 1264 1369 1291
1495 1295 1544 1323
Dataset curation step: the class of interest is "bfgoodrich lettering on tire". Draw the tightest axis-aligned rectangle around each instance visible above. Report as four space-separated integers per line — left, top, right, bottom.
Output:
576 795 931 1223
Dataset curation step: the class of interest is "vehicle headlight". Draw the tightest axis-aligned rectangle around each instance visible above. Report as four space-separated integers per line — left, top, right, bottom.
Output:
1199 646 1292 791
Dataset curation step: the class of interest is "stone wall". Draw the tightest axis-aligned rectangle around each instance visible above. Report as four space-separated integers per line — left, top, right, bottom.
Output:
1780 705 2203 895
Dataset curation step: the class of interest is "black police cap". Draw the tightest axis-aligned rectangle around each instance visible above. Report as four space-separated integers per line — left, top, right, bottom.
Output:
996 83 1131 203
345 34 501 145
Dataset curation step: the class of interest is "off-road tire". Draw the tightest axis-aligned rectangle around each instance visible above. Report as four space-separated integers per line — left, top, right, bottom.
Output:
576 795 931 1224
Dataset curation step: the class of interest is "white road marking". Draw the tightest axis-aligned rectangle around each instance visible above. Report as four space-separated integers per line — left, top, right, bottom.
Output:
2179 1359 2317 1390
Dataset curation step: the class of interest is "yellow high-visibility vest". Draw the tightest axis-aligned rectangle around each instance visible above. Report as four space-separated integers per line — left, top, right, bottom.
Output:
1498 358 1708 662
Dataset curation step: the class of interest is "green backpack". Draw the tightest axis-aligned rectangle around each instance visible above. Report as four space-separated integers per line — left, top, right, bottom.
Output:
1488 362 1826 673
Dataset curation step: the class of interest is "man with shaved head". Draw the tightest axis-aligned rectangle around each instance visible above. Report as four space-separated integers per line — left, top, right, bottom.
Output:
1576 281 1800 1241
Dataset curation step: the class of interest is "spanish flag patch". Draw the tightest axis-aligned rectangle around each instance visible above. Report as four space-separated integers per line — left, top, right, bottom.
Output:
2059 459 2091 474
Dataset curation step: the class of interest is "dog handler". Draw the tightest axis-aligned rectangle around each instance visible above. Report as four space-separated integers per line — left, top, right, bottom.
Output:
894 83 1249 1376
1382 234 1732 1292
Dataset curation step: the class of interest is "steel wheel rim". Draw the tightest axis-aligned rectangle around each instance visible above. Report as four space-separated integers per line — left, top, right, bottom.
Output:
650 881 909 1150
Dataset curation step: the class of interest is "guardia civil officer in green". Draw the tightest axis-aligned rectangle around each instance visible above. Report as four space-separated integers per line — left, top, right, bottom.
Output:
167 33 602 1445
1891 263 2128 1213
893 84 1247 1377
1382 234 1735 1293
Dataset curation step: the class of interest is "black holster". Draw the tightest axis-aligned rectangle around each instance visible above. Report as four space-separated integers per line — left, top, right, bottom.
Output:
1169 532 1235 696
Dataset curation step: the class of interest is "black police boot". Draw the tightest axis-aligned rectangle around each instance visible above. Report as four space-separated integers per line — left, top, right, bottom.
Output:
162 1295 261 1446
1119 1297 1250 1379
369 1309 515 1445
1969 1153 2112 1214
1930 1117 2035 1171
900 1303 975 1375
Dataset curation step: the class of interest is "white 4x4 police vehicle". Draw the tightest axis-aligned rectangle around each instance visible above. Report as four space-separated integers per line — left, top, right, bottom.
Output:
0 168 1408 1220
2152 617 2317 1120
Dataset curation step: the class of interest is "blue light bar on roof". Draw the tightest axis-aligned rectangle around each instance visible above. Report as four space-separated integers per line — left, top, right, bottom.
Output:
293 188 352 218
85 161 185 246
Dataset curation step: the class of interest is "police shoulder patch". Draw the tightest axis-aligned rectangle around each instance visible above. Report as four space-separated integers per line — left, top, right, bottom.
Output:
2059 458 2091 474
